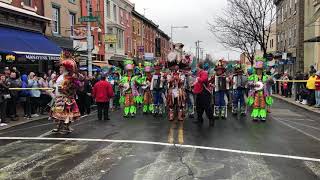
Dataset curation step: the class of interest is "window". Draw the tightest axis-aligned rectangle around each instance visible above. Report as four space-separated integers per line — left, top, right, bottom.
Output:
68 0 75 4
69 13 76 36
294 0 297 12
23 0 32 6
127 37 131 52
289 0 292 14
107 0 110 18
294 24 297 44
52 6 60 34
113 5 117 22
281 7 284 22
285 3 287 20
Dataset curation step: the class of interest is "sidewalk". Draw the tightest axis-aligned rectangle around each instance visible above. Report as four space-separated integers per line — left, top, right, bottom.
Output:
0 114 49 131
272 94 320 114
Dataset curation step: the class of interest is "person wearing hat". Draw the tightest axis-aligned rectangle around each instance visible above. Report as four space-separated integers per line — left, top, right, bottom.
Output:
314 71 320 108
140 62 154 114
231 64 247 116
247 57 274 122
151 63 166 116
119 59 137 118
51 58 81 133
212 59 230 119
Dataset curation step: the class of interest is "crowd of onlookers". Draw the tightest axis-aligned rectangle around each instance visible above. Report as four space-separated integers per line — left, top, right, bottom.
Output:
0 67 98 125
275 65 320 109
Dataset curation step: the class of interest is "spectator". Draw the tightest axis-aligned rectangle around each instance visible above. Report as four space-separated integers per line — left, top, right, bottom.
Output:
315 71 320 108
306 71 317 106
4 67 10 78
76 73 86 116
295 71 304 102
20 74 31 119
6 71 21 120
28 72 41 117
83 74 93 115
38 73 51 114
281 72 289 97
0 74 9 123
92 75 114 121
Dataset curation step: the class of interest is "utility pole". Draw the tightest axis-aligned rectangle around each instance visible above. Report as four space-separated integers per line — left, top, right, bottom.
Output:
195 40 202 63
87 0 93 77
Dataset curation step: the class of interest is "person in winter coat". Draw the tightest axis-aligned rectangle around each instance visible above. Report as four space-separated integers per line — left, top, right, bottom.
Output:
92 75 114 121
6 72 21 120
315 71 320 108
0 74 9 123
20 74 32 118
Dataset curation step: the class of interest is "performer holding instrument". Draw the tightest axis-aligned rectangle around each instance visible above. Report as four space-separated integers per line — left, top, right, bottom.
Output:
231 64 247 116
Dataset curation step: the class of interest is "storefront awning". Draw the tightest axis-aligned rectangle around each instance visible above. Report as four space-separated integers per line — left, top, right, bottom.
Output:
0 27 62 60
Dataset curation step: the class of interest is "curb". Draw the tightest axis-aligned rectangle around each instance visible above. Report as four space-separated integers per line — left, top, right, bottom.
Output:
0 105 98 131
272 95 320 115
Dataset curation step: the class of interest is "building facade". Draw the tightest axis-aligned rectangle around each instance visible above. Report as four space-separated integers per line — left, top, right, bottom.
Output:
44 0 81 52
132 10 143 61
0 0 61 73
80 0 105 62
274 0 305 74
304 0 320 71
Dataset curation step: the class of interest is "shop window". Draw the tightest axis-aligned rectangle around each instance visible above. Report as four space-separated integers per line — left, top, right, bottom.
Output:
106 0 110 18
68 0 75 4
113 4 117 22
52 6 60 34
23 0 32 6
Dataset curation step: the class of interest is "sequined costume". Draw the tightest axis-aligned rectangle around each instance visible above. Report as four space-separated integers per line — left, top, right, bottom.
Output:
231 65 247 115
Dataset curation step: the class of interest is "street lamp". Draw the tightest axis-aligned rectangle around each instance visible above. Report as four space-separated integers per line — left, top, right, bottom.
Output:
170 25 188 42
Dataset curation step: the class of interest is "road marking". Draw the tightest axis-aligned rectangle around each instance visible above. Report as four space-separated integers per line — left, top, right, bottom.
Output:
280 119 320 131
278 118 315 122
274 118 320 142
0 136 320 163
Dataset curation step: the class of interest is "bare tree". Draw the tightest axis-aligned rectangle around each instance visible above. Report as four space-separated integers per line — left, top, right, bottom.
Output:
209 0 276 65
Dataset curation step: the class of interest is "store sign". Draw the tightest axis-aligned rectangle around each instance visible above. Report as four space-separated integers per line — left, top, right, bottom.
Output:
138 46 144 52
79 16 99 22
24 54 60 61
6 55 16 62
105 34 117 43
72 25 87 40
144 53 154 60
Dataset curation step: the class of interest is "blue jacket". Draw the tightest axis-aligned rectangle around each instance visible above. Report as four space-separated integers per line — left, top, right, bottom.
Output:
20 74 31 97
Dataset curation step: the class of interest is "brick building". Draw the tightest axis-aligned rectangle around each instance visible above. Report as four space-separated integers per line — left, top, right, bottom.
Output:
274 0 305 74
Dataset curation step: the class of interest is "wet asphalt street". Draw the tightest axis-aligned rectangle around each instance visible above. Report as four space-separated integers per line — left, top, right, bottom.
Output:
0 99 320 180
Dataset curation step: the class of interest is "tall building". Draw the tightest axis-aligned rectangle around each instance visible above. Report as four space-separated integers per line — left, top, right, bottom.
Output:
304 0 320 71
44 0 81 54
274 0 304 74
105 0 134 65
0 0 61 73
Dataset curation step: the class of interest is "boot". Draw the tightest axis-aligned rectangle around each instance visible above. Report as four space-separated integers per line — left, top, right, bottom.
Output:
214 106 219 118
124 107 130 118
221 106 227 119
240 106 246 116
169 109 174 121
52 121 63 132
232 105 237 115
178 109 184 121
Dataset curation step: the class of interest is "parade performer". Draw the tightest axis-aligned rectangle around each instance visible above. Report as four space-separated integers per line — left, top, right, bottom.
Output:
51 58 80 134
141 62 154 114
119 59 137 118
231 65 248 115
247 57 274 122
109 66 121 111
166 43 189 121
212 59 229 118
134 65 144 107
151 63 166 116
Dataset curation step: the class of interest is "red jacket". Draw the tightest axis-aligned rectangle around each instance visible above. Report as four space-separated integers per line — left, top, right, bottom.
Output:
315 76 320 91
92 80 114 102
193 70 208 94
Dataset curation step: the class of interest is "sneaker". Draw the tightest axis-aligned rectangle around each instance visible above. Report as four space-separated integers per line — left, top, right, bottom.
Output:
295 100 300 103
31 114 39 118
301 100 307 105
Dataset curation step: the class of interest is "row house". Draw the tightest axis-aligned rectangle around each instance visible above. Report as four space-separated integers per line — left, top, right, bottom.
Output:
157 29 171 63
80 0 105 62
274 0 304 74
304 0 320 71
105 0 134 65
0 0 61 73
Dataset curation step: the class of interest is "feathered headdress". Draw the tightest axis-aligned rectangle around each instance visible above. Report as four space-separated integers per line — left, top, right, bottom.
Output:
254 57 266 69
144 61 153 72
124 59 134 71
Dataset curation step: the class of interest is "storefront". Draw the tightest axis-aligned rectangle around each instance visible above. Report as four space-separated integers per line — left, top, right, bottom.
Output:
0 26 61 73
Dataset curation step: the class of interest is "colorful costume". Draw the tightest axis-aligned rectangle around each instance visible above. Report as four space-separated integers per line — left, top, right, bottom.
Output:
119 60 137 117
141 62 154 113
231 65 247 115
134 66 144 106
212 59 229 118
151 64 166 116
247 58 274 121
51 58 80 133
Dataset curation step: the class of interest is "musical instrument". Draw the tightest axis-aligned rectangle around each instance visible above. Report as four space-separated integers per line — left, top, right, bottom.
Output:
254 81 264 91
122 83 130 92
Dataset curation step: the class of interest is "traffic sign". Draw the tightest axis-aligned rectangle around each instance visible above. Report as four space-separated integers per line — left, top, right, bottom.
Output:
79 16 99 22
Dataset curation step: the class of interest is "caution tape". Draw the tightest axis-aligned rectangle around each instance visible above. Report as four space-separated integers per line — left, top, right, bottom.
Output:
275 80 320 83
9 88 54 91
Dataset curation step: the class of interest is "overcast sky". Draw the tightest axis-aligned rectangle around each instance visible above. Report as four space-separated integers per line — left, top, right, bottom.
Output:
130 0 239 60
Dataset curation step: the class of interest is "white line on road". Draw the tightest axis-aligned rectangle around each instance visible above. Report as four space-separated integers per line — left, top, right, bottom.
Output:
280 119 320 131
274 118 320 142
0 136 320 163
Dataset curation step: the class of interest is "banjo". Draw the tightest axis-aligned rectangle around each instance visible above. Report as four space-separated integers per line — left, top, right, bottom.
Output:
254 81 264 91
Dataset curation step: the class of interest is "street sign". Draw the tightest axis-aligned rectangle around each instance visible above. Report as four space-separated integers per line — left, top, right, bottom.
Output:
79 16 99 22
105 34 117 43
138 46 144 52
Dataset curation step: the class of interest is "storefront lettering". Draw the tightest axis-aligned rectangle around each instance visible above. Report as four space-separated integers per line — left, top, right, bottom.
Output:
25 55 60 61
